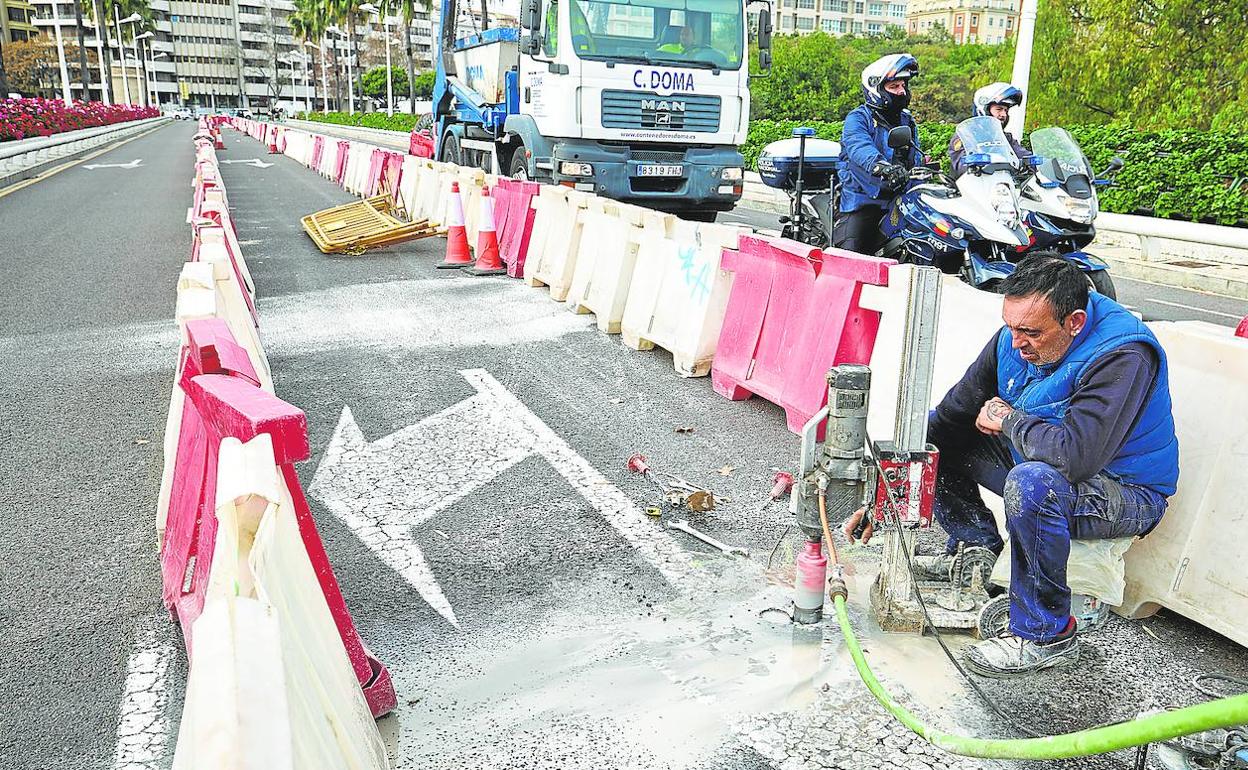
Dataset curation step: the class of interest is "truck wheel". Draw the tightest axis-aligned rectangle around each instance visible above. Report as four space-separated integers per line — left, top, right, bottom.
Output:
439 133 462 166
508 147 530 180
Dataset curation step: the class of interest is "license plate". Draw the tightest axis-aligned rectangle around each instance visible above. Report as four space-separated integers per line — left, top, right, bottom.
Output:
637 164 683 177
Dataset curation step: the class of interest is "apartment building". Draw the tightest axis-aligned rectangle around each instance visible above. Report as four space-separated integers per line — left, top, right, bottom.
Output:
905 0 1020 44
3 0 38 42
772 0 908 38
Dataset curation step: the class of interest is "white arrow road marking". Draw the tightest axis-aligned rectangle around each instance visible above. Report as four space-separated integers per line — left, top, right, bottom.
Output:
309 369 699 629
112 616 174 770
84 158 143 170
219 158 274 168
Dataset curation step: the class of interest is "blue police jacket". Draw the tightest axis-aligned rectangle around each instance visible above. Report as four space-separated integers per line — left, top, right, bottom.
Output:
995 292 1180 496
838 104 923 213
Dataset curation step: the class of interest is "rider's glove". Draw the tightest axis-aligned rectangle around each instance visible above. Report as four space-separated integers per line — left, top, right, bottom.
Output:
871 160 909 191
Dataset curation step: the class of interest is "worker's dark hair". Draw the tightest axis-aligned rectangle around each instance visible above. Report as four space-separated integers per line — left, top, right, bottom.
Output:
1001 255 1089 322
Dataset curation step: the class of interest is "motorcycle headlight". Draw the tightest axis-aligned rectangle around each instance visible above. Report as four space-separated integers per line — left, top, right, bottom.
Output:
991 182 1020 229
1062 195 1095 224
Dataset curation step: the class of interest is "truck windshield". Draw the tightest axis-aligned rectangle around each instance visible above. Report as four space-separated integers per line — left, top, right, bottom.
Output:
569 0 744 70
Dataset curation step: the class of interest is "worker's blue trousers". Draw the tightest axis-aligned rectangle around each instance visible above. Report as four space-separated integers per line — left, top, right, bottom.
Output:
926 425 1167 642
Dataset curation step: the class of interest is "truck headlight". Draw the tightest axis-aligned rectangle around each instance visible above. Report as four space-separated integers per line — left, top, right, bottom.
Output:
1062 195 1095 224
720 167 743 181
560 161 593 177
991 182 1020 229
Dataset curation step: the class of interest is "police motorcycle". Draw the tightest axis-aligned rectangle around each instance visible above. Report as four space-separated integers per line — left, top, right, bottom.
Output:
874 116 1039 290
1017 126 1124 299
757 127 841 249
760 119 1038 291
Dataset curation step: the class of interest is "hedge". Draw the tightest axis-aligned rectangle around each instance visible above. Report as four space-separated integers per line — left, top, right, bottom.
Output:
744 120 1248 227
296 110 420 133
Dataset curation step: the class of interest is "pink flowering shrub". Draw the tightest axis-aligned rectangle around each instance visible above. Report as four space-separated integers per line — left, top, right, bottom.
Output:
0 98 159 142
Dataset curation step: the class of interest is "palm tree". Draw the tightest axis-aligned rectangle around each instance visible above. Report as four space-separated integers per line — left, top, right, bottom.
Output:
289 3 316 112
327 0 364 112
73 0 92 100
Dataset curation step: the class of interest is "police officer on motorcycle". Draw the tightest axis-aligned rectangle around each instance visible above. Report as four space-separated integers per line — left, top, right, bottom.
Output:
834 53 924 255
950 82 1032 176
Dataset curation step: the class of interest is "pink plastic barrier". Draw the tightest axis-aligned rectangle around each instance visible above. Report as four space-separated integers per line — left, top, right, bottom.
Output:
711 235 894 433
494 178 541 278
364 148 386 197
383 151 404 199
311 135 325 171
1237 315 1247 339
161 319 397 718
334 140 350 186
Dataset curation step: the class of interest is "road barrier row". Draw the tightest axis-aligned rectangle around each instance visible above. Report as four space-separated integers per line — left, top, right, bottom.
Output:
230 119 1248 649
157 118 395 766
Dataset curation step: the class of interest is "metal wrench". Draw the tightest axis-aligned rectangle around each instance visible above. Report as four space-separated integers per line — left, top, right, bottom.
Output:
666 519 748 557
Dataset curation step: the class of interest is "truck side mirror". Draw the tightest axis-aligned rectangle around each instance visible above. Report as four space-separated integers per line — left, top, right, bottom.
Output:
758 9 772 50
521 0 542 33
521 33 542 55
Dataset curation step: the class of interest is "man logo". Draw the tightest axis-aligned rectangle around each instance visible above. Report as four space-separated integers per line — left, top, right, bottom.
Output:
640 99 686 112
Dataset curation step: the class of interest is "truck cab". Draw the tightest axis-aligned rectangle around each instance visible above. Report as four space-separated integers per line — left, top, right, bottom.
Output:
432 0 769 218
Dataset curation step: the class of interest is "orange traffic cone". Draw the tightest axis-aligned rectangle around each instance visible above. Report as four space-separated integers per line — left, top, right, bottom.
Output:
214 128 225 150
463 186 506 276
267 127 279 154
437 182 474 269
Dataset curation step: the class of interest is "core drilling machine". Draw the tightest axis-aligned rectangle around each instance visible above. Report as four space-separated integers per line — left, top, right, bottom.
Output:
787 266 998 632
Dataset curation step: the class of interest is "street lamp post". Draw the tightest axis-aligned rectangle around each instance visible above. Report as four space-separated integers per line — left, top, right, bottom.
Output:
113 8 135 104
307 39 326 113
133 30 153 108
1008 0 1038 138
48 0 74 105
150 49 167 108
359 3 392 116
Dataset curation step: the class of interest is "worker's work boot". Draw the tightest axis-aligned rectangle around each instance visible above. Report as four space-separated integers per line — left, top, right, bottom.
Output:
964 626 1080 678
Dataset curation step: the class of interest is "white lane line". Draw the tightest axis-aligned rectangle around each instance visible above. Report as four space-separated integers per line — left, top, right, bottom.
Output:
1143 297 1245 320
112 616 175 770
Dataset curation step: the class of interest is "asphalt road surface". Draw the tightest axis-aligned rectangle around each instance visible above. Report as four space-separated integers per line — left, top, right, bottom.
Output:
1 121 1245 770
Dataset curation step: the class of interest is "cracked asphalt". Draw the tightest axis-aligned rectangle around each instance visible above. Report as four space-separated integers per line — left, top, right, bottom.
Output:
1 120 1245 770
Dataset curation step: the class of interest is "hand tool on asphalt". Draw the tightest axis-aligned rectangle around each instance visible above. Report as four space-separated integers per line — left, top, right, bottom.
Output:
627 453 720 511
665 519 747 557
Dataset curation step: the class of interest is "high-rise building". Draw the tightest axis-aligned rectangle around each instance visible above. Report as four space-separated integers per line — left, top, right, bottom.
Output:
771 0 908 38
23 0 440 110
905 0 1020 45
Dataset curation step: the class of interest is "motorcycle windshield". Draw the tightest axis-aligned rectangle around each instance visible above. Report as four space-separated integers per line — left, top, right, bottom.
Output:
1029 127 1093 179
955 116 1019 168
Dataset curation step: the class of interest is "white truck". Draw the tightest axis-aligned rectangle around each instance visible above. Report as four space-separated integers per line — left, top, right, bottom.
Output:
431 0 772 219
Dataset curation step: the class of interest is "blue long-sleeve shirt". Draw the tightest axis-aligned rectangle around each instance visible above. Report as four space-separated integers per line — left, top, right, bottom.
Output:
929 335 1159 484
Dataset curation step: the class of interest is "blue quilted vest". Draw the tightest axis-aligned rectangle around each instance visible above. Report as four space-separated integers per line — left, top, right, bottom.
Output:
995 293 1179 496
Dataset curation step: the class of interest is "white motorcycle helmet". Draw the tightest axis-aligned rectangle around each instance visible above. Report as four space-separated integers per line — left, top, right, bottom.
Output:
861 53 919 113
973 82 1024 125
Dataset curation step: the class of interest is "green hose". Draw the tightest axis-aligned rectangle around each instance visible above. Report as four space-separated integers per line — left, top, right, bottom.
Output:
832 595 1248 760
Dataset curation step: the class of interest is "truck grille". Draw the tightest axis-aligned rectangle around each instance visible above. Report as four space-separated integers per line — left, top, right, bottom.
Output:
601 90 721 133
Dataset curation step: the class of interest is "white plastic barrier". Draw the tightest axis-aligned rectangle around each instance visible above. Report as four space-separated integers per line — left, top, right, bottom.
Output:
198 199 257 298
395 156 426 217
195 237 274 392
318 138 340 179
620 220 746 376
1117 320 1248 647
564 200 663 333
172 435 389 769
525 186 592 301
860 266 1005 443
344 142 373 196
455 166 487 244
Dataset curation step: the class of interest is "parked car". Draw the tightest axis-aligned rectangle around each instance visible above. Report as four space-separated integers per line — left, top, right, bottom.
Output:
166 106 193 120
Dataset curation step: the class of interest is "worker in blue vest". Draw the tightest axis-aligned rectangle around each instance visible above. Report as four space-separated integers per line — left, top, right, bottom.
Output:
833 53 924 255
845 255 1179 677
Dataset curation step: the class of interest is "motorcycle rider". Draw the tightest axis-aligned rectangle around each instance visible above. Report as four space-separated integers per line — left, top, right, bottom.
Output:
950 82 1032 177
834 53 924 255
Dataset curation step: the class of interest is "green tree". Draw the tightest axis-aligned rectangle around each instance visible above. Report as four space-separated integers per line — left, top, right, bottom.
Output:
361 64 410 99
412 69 435 99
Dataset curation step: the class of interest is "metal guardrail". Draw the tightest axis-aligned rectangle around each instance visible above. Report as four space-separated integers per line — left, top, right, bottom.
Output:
0 117 170 185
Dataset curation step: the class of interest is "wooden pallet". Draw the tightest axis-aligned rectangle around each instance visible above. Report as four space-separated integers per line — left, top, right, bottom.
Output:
301 194 443 254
